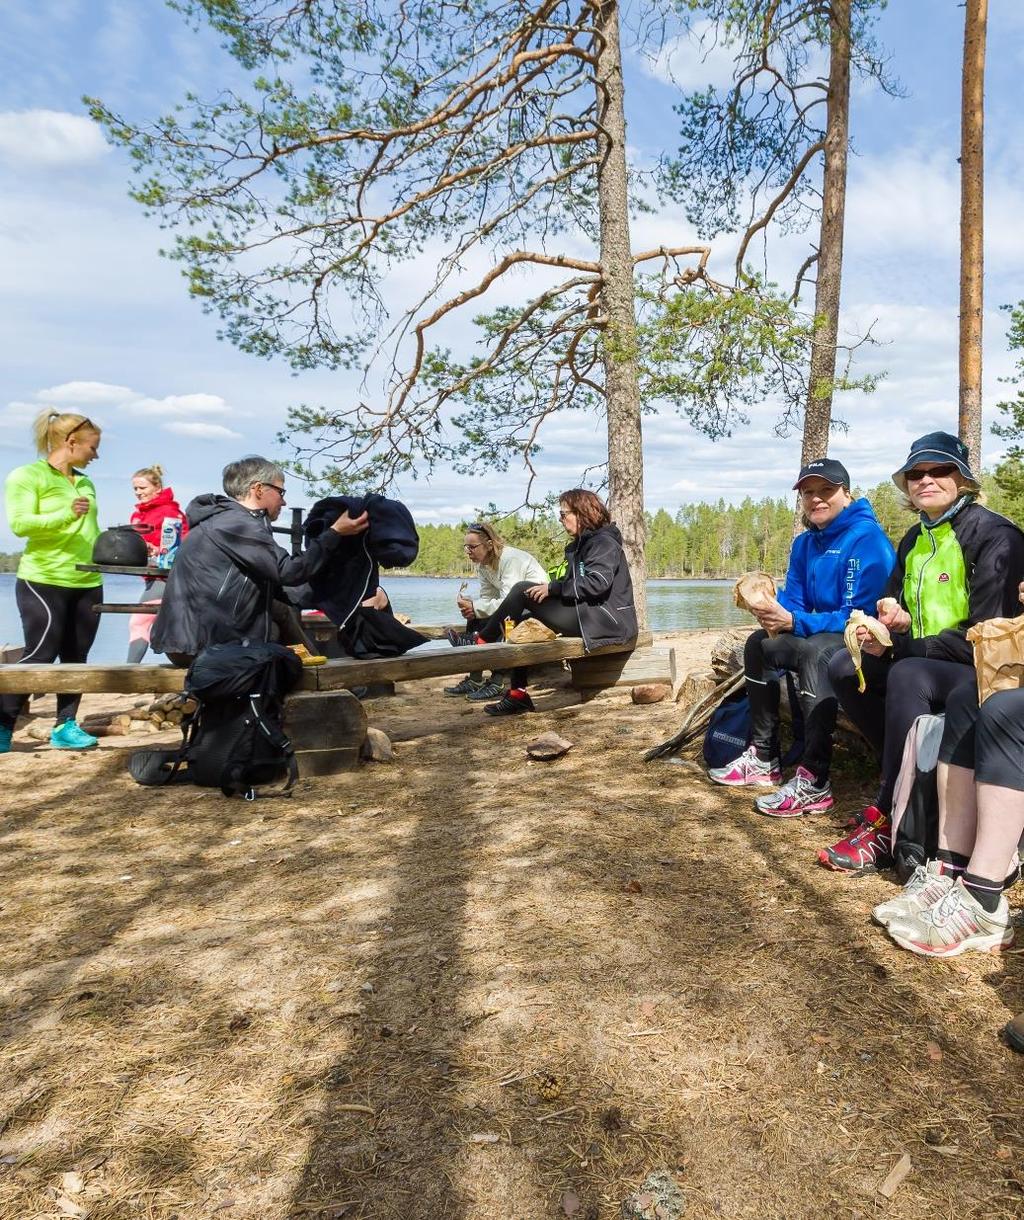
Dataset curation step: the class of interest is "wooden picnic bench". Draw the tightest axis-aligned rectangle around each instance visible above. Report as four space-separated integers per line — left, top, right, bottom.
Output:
0 634 669 773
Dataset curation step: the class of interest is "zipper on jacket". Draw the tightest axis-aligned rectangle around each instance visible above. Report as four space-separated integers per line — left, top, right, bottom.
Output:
337 535 374 631
913 528 938 637
569 546 591 653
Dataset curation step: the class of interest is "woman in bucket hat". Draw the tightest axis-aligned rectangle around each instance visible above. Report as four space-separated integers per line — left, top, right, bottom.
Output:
708 457 895 816
819 431 1024 873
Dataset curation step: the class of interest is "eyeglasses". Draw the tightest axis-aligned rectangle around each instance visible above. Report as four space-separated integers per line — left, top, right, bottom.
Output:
262 483 287 499
558 509 574 520
464 542 485 552
905 464 958 482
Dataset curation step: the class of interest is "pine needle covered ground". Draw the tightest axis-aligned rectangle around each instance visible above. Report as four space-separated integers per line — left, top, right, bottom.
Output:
1 631 1022 1219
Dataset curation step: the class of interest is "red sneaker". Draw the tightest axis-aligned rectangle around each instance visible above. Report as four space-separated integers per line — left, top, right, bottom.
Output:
818 806 892 873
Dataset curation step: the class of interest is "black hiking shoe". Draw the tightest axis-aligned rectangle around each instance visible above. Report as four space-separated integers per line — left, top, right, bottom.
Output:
484 689 535 717
443 676 483 696
466 680 506 702
446 628 481 648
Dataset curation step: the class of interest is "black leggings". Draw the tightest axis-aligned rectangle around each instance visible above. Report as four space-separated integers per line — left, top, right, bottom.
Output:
829 651 975 814
940 683 1024 792
476 581 581 688
0 579 103 728
744 629 845 780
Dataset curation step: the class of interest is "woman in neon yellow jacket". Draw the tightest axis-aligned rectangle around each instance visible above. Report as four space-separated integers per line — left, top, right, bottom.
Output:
818 431 1024 874
0 410 104 752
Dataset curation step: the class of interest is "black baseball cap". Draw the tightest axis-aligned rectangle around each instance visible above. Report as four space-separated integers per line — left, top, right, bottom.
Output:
792 458 850 490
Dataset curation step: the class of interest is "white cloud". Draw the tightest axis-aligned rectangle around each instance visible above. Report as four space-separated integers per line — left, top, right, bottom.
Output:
0 109 109 167
36 380 135 406
163 421 243 440
130 393 233 418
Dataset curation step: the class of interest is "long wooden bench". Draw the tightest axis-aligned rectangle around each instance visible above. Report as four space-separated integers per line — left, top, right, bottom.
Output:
0 635 663 772
0 636 653 695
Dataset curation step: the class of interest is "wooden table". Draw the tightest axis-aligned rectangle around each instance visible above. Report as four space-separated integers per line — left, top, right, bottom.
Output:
76 563 166 614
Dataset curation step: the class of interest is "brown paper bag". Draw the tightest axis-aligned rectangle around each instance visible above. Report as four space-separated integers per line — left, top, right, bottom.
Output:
507 618 558 644
734 571 778 637
966 615 1024 703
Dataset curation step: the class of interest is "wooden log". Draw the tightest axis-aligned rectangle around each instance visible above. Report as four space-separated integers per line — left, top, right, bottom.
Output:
0 664 189 695
0 635 646 697
311 637 638 690
569 646 677 690
676 667 718 708
284 690 367 774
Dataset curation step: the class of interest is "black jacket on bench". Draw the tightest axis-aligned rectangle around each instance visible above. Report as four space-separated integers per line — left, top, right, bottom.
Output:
151 495 344 657
546 524 638 651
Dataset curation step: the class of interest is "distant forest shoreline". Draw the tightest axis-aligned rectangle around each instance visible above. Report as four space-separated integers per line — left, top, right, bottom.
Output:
0 474 1016 581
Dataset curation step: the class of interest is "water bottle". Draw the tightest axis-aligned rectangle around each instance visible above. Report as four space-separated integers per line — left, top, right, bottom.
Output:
157 518 182 570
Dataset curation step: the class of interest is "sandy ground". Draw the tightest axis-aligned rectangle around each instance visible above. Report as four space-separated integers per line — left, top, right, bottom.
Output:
1 628 1023 1219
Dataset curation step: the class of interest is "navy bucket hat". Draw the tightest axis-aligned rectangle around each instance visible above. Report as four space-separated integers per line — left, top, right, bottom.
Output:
892 431 979 494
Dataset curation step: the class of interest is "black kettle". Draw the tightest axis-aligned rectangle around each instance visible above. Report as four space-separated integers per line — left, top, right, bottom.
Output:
92 524 149 567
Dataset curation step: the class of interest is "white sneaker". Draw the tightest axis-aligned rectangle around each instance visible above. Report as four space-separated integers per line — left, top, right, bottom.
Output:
707 746 781 787
872 860 954 928
754 766 834 817
887 879 1014 958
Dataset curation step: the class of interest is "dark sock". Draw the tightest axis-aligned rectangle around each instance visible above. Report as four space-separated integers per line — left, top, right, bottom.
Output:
962 871 1004 914
936 848 969 876
753 743 779 763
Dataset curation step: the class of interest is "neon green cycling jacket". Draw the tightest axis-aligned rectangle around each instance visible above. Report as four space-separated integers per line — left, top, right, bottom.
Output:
887 500 1024 665
5 459 101 587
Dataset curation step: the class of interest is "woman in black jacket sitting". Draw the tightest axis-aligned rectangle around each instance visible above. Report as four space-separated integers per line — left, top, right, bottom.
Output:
447 489 638 716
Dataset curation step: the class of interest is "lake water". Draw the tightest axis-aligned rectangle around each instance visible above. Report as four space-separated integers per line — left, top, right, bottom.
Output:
0 572 750 664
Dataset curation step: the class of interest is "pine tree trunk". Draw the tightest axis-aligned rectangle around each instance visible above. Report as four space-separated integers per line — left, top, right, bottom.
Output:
593 0 648 632
800 0 851 468
960 0 987 470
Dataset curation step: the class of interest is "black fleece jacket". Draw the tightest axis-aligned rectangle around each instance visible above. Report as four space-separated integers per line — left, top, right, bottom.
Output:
151 495 344 656
547 523 638 650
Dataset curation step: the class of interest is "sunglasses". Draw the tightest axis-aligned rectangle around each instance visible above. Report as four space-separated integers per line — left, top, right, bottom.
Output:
905 464 958 482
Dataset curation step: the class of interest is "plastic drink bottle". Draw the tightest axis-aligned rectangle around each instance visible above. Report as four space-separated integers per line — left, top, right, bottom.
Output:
158 518 182 569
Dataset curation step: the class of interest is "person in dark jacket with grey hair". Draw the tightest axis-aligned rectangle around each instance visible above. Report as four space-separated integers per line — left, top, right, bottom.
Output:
446 488 637 715
151 455 368 663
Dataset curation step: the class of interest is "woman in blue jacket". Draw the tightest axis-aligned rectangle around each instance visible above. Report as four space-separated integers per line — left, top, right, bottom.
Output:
709 459 896 817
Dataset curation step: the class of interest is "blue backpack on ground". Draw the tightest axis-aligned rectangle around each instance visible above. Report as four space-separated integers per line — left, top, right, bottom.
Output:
702 673 804 769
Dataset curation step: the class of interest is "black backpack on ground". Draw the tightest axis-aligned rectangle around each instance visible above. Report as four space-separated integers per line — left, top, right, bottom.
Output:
128 642 303 799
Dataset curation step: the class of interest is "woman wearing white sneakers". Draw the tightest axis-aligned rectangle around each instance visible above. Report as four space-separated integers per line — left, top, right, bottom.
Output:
872 583 1024 959
708 458 895 817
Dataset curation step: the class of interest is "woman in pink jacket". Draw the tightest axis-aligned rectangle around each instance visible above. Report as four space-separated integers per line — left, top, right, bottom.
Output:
127 464 187 663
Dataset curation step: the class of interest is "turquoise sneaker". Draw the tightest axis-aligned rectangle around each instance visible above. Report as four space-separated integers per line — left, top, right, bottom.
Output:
50 721 99 750
0 725 11 754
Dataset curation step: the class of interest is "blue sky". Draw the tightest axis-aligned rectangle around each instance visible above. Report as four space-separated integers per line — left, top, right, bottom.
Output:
1 1 1023 547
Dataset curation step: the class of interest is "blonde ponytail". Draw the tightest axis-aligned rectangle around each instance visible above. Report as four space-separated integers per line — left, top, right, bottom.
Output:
33 409 98 456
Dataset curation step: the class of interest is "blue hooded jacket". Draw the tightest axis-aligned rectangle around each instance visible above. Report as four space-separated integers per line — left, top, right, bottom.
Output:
777 498 896 637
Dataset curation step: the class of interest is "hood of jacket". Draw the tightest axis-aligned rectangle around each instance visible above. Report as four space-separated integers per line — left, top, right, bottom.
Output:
136 486 179 514
184 493 254 529
566 522 624 553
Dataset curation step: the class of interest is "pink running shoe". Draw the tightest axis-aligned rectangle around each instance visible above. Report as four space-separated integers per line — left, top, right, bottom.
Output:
754 766 834 817
708 746 781 787
818 806 892 873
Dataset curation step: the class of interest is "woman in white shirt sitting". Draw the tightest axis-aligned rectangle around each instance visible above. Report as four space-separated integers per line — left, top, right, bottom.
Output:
444 521 548 701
